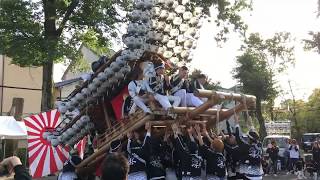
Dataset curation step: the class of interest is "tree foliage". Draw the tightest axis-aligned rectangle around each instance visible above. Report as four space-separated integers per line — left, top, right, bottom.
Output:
279 89 320 137
0 0 122 66
233 52 276 101
233 32 295 138
303 31 320 54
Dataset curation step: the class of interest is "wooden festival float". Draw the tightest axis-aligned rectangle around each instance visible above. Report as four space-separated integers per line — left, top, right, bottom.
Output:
59 50 256 171
23 0 257 178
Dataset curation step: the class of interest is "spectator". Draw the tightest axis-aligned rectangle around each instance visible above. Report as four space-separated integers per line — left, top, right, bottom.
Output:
101 153 129 180
312 141 320 179
266 140 279 175
288 139 300 174
284 138 291 171
0 156 31 180
296 157 306 179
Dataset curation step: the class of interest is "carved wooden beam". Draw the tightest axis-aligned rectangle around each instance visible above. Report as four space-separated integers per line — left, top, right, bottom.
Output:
76 115 151 168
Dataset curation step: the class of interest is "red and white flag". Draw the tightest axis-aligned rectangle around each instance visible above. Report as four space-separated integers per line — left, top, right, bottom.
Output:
74 136 87 159
24 109 70 178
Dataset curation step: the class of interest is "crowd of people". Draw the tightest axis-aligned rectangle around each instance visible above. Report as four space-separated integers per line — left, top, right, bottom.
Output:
126 60 206 117
95 109 265 180
262 137 320 179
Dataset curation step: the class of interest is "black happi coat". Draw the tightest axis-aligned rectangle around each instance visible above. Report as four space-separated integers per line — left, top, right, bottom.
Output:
200 145 226 178
126 134 149 174
174 135 202 177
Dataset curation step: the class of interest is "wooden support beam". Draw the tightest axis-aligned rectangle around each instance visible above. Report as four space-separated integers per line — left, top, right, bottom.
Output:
188 97 216 118
76 115 151 168
195 89 256 108
171 107 227 116
220 103 245 120
205 103 245 128
101 99 112 129
150 120 207 126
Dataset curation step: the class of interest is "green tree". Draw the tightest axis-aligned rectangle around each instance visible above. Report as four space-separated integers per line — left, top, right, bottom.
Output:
0 0 128 111
0 0 251 111
233 32 295 138
303 31 320 54
281 89 320 137
303 89 320 133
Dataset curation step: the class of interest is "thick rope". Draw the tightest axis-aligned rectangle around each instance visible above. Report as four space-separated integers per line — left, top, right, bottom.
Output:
242 94 254 131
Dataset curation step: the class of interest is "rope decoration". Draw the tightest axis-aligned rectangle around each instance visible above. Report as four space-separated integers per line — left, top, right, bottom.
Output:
241 94 255 131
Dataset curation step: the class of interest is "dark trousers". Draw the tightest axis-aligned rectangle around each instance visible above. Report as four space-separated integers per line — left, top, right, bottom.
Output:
288 158 299 172
227 173 246 179
269 159 278 174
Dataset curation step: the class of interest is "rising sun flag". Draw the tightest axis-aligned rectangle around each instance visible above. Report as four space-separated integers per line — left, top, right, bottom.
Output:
24 109 70 178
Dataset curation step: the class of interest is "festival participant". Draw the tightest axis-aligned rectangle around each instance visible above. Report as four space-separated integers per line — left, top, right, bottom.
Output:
195 124 226 180
171 123 203 180
170 66 203 107
266 140 279 176
224 120 242 179
148 62 181 111
126 126 150 180
58 155 82 180
234 113 263 180
101 153 129 180
0 156 31 180
95 139 124 178
144 122 166 180
162 130 178 180
192 74 208 102
192 74 207 90
128 66 153 114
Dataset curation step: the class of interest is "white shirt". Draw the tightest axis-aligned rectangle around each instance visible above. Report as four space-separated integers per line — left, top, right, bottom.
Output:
128 80 149 98
289 145 300 159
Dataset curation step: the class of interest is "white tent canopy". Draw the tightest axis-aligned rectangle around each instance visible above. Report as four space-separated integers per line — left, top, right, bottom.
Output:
0 116 27 139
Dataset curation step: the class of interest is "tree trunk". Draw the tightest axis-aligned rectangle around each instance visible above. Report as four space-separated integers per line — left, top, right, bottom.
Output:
41 60 53 111
256 97 267 139
41 0 57 111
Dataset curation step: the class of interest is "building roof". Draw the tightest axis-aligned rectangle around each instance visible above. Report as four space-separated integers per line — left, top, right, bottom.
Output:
54 77 83 88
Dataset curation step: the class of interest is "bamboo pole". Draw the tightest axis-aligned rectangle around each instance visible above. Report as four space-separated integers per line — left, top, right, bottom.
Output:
188 97 216 118
101 99 112 129
171 107 227 115
76 115 151 168
195 89 256 105
150 120 207 126
220 103 245 120
206 103 245 128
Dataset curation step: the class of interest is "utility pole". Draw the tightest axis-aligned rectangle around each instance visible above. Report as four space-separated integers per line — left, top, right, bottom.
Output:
288 80 300 138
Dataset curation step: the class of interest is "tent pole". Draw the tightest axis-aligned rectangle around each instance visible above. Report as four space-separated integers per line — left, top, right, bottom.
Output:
1 140 3 159
25 147 27 167
3 140 6 158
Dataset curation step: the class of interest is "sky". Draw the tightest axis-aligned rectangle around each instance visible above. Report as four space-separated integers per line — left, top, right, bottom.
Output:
54 0 320 104
191 0 320 104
